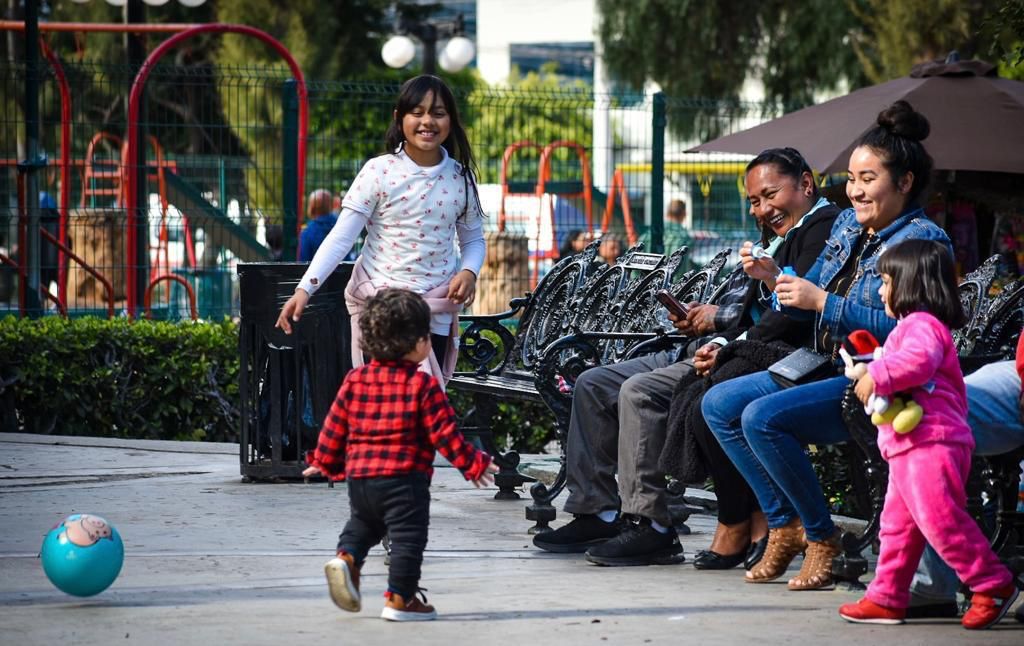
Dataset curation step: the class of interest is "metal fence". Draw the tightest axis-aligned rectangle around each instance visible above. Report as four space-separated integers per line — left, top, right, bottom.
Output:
2 58 788 319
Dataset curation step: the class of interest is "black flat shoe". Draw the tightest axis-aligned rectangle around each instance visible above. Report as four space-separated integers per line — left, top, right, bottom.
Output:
693 549 746 570
744 536 768 570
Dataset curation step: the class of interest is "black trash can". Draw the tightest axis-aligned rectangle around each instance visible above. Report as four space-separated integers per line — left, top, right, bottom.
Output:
238 262 353 481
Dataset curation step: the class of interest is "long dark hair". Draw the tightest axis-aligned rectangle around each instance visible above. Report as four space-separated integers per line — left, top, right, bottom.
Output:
384 75 477 176
855 100 933 206
384 75 481 219
876 239 966 328
746 147 818 244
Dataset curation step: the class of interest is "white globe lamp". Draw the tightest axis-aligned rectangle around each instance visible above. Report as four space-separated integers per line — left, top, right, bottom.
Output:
381 35 416 69
440 36 475 72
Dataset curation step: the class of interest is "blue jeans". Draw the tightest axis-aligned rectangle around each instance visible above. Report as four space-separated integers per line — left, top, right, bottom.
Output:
702 371 851 542
911 361 1024 601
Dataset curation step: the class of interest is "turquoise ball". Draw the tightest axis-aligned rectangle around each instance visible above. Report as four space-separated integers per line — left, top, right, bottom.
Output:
40 514 124 597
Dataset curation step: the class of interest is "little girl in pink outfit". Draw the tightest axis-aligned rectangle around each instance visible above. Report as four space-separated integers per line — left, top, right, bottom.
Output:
839 239 1019 630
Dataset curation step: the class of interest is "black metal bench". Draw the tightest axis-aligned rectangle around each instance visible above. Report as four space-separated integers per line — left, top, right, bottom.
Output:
450 240 732 503
524 248 732 531
833 255 1024 586
450 240 688 499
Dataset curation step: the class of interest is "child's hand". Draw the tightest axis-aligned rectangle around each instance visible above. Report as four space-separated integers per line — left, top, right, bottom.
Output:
276 288 311 335
854 373 875 406
302 464 323 478
447 270 477 307
471 462 499 488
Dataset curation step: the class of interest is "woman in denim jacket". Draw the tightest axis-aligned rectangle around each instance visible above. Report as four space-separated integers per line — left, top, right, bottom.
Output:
702 101 951 591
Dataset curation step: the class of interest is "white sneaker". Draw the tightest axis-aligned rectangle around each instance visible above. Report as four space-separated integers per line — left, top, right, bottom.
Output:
324 555 360 612
380 590 437 622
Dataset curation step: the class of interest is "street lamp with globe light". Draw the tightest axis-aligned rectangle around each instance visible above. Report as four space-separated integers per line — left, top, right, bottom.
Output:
380 11 474 75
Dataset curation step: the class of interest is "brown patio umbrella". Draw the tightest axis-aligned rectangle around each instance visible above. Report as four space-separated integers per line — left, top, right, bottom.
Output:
689 58 1024 175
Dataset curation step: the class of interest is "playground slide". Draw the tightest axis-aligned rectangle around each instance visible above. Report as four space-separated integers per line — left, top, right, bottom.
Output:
162 170 271 263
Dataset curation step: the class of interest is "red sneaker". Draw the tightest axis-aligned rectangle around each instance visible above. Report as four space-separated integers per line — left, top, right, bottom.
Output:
839 597 906 625
962 583 1020 630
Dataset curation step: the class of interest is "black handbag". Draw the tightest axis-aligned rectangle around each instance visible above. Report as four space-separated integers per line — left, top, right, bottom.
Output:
767 347 836 389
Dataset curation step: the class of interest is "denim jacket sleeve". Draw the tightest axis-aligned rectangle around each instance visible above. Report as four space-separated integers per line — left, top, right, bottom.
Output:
819 215 951 343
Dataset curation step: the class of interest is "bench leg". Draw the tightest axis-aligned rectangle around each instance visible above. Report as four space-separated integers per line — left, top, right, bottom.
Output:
833 390 888 589
526 454 565 534
979 452 1024 572
460 397 537 500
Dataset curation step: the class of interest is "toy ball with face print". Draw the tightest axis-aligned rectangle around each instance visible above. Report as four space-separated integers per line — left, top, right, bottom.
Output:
40 514 124 597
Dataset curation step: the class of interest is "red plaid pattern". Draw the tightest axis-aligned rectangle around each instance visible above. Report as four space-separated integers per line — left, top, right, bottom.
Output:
308 360 490 481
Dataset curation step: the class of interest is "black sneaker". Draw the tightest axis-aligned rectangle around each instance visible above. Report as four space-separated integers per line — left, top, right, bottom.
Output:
584 517 684 566
532 514 621 553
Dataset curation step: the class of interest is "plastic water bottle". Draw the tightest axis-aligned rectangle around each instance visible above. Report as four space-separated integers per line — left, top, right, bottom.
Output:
751 245 769 259
772 266 797 311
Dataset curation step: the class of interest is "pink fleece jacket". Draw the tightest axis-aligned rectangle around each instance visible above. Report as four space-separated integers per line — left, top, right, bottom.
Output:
867 311 974 459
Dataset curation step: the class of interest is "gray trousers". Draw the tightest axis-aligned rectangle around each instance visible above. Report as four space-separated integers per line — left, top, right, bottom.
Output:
563 349 696 527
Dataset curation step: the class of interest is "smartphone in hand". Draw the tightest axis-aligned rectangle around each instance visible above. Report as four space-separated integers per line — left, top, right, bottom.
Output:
655 289 691 318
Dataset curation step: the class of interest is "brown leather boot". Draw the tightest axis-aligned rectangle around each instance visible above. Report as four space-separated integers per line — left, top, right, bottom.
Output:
745 517 806 583
324 552 361 612
788 528 842 590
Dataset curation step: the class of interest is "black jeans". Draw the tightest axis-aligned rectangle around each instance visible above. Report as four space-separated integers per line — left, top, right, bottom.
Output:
338 472 431 598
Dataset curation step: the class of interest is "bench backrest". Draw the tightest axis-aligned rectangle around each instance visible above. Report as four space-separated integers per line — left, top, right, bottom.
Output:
601 247 732 362
509 241 602 373
954 255 1024 360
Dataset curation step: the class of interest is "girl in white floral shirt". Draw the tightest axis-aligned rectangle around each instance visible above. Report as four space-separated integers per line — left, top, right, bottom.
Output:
276 76 485 384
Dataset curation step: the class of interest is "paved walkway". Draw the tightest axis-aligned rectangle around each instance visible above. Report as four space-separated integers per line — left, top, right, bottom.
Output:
0 433 1020 645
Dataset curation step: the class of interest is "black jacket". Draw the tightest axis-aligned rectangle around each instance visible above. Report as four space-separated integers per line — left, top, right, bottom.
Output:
719 203 841 349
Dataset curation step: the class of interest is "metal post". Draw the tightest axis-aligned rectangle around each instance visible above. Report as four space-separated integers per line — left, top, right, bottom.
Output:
127 0 149 315
420 23 437 75
21 0 41 316
649 92 666 254
281 79 299 260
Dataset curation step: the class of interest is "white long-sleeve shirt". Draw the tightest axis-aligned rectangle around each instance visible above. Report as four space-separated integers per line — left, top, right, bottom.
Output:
298 146 485 334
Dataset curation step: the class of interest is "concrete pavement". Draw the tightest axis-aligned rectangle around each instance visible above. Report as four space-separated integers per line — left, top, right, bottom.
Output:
0 433 1021 645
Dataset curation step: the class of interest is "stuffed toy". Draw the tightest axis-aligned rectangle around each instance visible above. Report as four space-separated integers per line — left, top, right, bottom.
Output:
839 330 923 435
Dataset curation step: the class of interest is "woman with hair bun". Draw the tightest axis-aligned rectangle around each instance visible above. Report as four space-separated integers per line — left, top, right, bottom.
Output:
701 100 952 591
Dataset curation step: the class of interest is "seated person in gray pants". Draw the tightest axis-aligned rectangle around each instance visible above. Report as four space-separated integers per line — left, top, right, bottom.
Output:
531 262 749 561
533 147 839 567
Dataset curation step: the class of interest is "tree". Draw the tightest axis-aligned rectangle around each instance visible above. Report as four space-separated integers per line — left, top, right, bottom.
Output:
979 0 1024 79
846 0 992 84
597 0 1016 118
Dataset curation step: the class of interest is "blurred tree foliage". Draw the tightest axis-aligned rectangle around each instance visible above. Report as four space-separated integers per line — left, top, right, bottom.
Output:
597 0 1021 136
846 0 992 83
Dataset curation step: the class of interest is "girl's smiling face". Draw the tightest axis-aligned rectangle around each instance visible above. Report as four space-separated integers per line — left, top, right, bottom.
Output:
399 90 450 166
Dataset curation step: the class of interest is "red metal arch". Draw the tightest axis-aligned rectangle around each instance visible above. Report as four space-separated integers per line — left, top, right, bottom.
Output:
125 24 308 318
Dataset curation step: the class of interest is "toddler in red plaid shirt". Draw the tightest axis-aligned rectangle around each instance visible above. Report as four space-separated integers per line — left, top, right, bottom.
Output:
302 288 497 622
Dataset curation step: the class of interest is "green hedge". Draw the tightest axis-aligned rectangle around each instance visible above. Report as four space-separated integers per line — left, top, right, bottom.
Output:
0 316 239 442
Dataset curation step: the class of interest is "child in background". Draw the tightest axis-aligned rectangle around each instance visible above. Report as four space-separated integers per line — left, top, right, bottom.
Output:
276 75 485 385
839 240 1020 629
302 289 498 622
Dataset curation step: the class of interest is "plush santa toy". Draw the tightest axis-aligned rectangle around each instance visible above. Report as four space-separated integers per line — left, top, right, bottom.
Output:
839 330 922 434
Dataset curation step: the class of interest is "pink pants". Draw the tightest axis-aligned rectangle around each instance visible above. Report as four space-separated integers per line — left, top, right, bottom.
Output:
867 441 1012 608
